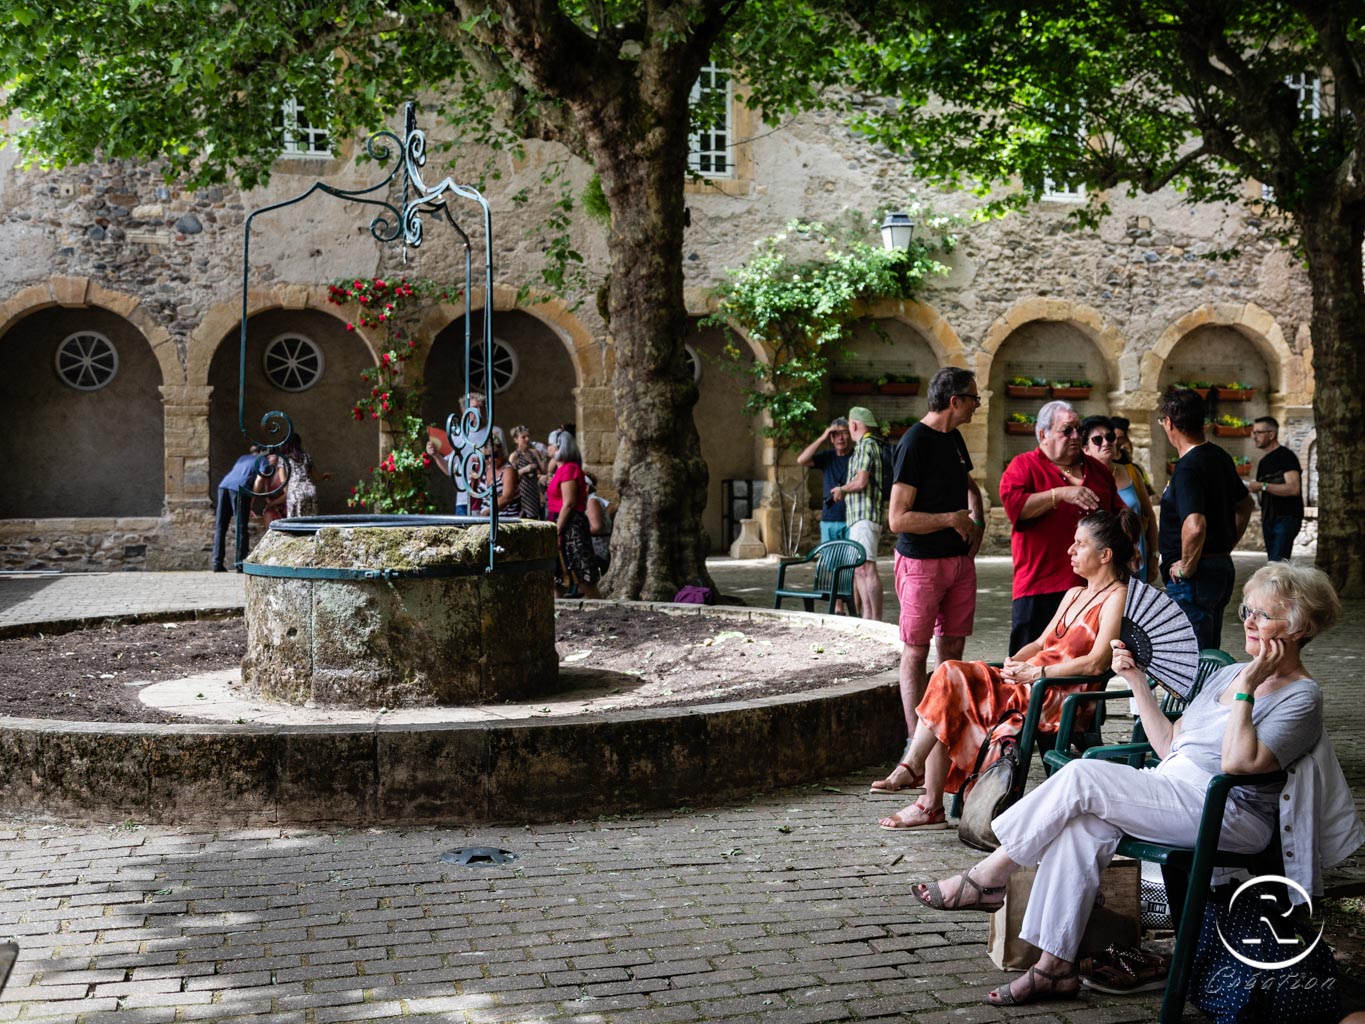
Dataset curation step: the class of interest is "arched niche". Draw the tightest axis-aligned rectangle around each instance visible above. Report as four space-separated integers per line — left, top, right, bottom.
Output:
686 317 762 553
984 320 1115 502
0 306 165 517
1152 324 1276 483
425 308 578 450
206 308 379 512
825 317 944 437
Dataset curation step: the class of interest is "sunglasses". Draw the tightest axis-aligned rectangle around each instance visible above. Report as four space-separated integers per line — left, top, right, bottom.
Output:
1055 425 1081 438
1087 432 1116 446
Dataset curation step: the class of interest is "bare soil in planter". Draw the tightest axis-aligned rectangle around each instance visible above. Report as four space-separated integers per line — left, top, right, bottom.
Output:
0 609 898 723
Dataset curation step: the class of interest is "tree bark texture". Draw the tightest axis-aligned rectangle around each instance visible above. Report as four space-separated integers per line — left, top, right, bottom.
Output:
584 74 713 601
1297 206 1365 597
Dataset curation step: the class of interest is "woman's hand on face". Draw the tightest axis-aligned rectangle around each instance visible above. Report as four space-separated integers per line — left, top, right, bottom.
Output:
1245 636 1292 689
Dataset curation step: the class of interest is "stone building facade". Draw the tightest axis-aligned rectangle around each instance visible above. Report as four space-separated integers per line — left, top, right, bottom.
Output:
0 99 1316 570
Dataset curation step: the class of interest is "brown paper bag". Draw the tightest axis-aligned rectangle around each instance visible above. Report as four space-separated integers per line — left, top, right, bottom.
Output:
987 858 1140 970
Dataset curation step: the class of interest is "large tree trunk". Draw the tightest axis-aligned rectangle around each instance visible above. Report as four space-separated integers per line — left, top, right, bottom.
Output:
1297 205 1365 597
583 78 713 601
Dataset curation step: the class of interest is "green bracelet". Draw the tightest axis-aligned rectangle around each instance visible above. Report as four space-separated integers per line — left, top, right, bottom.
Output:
973 519 985 528
1235 692 1255 705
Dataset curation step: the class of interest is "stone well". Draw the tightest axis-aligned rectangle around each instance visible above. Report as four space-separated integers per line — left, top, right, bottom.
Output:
241 517 558 707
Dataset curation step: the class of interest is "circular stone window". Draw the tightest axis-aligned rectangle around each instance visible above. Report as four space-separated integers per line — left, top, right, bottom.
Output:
683 344 702 383
468 338 518 394
54 332 119 391
263 333 325 392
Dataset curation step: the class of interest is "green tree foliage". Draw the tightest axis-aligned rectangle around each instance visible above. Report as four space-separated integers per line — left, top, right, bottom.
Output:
833 0 1365 595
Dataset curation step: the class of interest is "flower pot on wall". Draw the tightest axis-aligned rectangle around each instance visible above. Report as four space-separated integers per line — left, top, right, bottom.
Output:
1235 463 1251 476
887 424 910 439
1190 387 1212 399
1005 421 1037 435
1005 385 1049 398
1167 461 1178 475
1212 424 1253 437
1215 387 1256 401
878 381 921 396
831 379 875 395
1050 386 1092 400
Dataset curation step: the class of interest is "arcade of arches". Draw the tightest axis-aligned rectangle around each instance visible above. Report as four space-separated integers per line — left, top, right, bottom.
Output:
0 284 1316 569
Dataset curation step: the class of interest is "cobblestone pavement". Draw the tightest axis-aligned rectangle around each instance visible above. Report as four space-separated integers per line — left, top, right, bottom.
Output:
0 556 1361 1022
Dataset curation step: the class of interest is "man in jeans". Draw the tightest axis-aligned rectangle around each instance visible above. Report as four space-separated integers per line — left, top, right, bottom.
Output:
796 417 853 543
210 444 264 572
830 407 885 621
1159 387 1253 648
1248 416 1303 562
871 368 984 795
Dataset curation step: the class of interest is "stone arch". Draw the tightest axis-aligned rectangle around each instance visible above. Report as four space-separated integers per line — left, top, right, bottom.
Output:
977 299 1125 503
979 297 1124 386
0 276 180 385
856 297 968 369
1141 303 1303 401
0 281 167 517
415 285 595 392
188 284 379 388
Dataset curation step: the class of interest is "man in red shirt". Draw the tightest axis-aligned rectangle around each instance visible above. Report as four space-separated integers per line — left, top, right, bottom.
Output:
999 401 1122 653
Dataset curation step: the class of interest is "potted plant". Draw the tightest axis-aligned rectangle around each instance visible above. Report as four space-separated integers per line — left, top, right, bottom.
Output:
1232 455 1252 476
1005 375 1050 398
1049 378 1093 400
830 373 876 395
1215 382 1257 401
878 373 922 396
1174 379 1214 399
1212 413 1253 437
1005 412 1037 435
886 416 915 439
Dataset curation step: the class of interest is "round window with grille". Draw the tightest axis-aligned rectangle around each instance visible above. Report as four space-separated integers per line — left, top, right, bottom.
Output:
54 332 119 391
262 334 325 392
468 338 518 394
683 344 702 383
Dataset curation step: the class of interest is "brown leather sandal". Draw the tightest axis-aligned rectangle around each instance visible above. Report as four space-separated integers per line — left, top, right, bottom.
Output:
986 964 1080 1005
912 869 1005 910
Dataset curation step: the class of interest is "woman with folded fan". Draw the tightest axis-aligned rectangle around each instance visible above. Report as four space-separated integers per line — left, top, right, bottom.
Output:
910 561 1351 1008
875 510 1138 829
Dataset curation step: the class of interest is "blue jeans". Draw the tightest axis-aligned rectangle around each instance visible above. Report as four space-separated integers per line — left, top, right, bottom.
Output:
1262 516 1301 562
820 521 849 544
1165 555 1236 650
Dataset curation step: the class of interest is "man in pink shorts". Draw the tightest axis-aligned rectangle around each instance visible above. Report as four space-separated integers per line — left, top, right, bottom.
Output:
871 367 985 795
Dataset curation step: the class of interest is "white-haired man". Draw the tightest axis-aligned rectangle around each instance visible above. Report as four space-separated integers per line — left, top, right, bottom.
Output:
831 406 885 621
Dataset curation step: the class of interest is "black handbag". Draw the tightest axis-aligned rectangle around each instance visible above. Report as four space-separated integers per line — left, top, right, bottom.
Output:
958 710 1024 852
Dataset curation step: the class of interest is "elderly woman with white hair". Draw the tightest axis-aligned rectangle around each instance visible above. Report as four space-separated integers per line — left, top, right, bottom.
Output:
546 429 602 599
911 562 1360 1007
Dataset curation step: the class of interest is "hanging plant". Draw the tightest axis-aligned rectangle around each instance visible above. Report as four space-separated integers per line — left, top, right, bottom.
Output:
328 277 460 514
704 210 957 449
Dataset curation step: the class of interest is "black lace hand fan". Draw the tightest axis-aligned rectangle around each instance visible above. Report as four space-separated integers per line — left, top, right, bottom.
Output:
1120 578 1202 698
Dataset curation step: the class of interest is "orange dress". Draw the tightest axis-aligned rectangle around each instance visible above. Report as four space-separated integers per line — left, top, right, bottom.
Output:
916 598 1108 794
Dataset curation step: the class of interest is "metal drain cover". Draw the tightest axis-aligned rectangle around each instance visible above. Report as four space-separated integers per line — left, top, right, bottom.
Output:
440 846 519 866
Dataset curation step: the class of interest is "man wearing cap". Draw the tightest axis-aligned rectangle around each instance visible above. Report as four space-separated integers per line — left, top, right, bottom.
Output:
831 406 885 621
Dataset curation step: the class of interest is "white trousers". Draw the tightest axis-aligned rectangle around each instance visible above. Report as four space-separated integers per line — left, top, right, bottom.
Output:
991 757 1274 961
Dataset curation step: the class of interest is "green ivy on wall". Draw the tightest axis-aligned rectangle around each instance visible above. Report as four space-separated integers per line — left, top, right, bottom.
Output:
705 211 956 449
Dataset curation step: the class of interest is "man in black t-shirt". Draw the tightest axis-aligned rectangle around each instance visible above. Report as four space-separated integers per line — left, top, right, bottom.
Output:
1158 388 1253 649
870 367 985 799
1248 416 1304 562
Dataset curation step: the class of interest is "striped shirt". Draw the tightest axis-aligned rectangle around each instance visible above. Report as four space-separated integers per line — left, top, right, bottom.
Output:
844 435 885 526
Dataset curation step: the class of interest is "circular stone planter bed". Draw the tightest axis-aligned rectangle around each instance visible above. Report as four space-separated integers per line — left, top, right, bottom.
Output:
0 603 903 825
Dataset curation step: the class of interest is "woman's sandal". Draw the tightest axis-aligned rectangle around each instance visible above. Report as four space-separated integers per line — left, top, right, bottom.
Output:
869 761 924 795
879 801 947 831
986 964 1081 1006
912 869 1005 910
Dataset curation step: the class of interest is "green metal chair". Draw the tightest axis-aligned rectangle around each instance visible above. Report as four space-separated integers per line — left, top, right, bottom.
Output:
1043 647 1236 774
948 667 1108 819
772 539 865 614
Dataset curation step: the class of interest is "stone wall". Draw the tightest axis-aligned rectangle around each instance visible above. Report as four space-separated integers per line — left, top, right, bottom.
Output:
0 102 1319 567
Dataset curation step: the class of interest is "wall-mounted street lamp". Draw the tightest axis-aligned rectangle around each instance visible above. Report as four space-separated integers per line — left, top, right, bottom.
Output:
880 211 915 251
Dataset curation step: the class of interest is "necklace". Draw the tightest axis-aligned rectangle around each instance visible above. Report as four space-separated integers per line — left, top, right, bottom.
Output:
1058 461 1085 482
1053 578 1120 638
